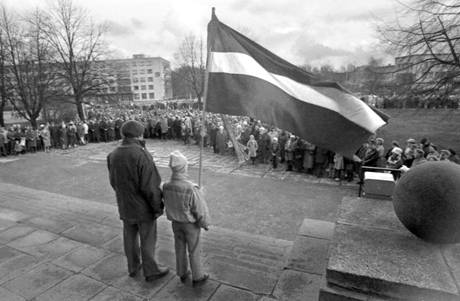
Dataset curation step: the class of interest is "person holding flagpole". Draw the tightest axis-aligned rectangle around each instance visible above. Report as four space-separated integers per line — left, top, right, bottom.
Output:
161 150 210 287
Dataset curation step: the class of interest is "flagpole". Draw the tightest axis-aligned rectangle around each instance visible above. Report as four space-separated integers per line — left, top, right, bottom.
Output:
198 7 215 187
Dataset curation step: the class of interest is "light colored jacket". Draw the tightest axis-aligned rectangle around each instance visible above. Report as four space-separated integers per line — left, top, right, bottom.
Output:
246 139 258 157
162 174 210 229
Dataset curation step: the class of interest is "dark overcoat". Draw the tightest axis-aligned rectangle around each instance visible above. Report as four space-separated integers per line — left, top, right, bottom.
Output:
107 138 163 223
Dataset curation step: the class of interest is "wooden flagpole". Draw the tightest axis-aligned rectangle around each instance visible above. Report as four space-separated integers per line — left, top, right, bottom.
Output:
198 7 216 187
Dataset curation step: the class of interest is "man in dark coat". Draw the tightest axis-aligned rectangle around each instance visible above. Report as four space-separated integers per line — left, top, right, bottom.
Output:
107 120 169 282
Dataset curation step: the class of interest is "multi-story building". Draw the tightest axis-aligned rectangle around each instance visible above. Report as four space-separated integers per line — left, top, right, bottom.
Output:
93 54 172 104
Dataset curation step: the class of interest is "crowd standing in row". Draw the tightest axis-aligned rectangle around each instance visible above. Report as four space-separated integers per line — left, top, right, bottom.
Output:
1 104 459 182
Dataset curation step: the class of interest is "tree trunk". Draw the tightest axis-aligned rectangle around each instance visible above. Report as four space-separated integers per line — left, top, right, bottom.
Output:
75 97 85 121
197 95 203 110
0 99 4 127
30 118 37 129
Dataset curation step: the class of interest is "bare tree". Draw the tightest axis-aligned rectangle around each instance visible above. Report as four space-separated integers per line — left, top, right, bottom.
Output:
43 0 108 121
174 34 205 106
379 0 460 97
0 25 9 127
0 6 59 129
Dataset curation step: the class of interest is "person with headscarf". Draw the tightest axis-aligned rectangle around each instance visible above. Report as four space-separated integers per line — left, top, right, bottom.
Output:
246 134 258 165
161 151 210 286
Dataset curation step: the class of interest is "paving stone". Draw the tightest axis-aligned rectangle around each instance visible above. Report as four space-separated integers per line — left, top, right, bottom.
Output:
19 236 83 259
0 208 29 222
89 286 144 301
273 269 322 301
113 271 174 298
0 253 40 283
328 223 459 300
82 253 127 284
35 274 106 301
2 263 72 300
210 284 258 301
286 235 330 275
23 216 74 234
441 243 460 289
0 225 36 243
53 245 108 272
337 196 406 232
298 218 335 240
61 222 119 246
0 246 21 264
150 277 218 301
156 246 177 269
0 287 26 301
204 258 277 294
102 235 123 254
0 218 16 231
7 229 58 251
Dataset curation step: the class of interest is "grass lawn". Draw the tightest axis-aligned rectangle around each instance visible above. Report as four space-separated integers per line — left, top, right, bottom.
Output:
376 108 460 152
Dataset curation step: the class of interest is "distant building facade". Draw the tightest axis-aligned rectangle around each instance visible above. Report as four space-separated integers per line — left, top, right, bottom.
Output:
90 54 172 104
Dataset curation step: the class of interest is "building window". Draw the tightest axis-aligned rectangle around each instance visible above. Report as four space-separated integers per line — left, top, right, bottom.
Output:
133 78 139 83
155 72 161 77
141 93 147 99
140 77 146 83
148 85 154 90
110 87 116 92
134 94 140 100
133 85 139 90
149 92 155 99
148 77 153 82
141 85 146 90
147 69 153 74
140 69 146 75
132 70 138 75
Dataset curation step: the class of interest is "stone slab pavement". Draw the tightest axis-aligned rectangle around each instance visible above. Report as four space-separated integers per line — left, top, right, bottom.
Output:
0 182 334 300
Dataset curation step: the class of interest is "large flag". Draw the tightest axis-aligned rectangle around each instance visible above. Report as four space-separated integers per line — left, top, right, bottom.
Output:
205 10 389 158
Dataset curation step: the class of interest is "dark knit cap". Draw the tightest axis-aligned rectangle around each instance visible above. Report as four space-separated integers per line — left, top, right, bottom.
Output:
121 120 144 138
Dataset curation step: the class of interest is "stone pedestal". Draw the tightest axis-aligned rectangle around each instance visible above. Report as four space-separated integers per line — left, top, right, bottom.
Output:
319 197 460 301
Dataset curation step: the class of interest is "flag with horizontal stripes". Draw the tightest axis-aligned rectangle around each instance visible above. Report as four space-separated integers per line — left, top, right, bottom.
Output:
206 11 389 158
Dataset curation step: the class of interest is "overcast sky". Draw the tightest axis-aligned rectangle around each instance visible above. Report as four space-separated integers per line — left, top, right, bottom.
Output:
4 0 399 69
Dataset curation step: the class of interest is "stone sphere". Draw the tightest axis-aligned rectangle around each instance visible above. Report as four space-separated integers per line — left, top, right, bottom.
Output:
393 161 460 244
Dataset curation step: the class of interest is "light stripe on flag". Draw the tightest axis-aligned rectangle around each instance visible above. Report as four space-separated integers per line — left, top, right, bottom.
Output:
209 51 386 133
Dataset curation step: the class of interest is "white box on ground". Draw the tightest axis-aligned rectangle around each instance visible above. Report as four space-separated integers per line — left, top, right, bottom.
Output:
364 171 395 197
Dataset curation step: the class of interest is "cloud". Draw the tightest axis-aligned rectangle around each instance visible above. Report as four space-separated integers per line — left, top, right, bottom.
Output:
105 20 134 36
294 38 351 63
131 18 145 28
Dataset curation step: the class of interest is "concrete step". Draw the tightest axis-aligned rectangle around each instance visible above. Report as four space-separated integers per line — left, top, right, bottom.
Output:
0 182 294 296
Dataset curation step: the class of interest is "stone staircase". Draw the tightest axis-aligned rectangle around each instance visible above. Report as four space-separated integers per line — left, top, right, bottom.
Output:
1 182 336 300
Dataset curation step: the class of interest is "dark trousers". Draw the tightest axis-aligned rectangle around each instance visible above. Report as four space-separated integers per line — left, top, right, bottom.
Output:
123 220 161 277
272 155 278 169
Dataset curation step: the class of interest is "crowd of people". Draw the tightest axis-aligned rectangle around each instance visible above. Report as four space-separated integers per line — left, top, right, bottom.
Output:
1 104 459 182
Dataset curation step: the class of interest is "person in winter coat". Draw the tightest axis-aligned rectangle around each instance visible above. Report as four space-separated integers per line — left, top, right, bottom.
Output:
270 137 280 169
161 151 210 286
246 135 258 165
107 120 169 282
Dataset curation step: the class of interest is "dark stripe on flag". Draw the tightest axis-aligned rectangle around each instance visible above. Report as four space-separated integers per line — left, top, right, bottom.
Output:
207 73 371 157
209 17 316 86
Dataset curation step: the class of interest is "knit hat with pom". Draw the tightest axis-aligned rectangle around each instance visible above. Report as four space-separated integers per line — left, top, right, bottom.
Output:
169 150 188 173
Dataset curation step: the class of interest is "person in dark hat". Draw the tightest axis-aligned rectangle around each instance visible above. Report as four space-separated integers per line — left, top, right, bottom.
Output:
107 120 169 282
